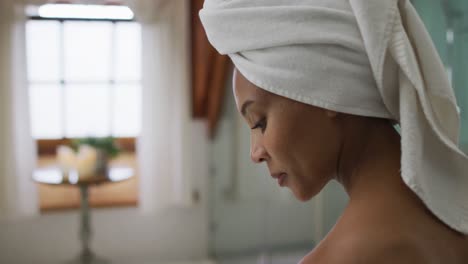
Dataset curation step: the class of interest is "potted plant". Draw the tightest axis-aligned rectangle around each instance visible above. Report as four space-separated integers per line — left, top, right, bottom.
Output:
71 136 121 175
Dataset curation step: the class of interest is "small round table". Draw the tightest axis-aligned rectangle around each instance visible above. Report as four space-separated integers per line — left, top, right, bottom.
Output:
33 166 134 264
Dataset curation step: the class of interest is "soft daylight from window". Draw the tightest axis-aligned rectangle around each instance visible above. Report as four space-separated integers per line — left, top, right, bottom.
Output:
26 19 142 139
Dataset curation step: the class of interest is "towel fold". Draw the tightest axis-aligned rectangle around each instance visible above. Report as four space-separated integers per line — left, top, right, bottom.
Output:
200 0 468 234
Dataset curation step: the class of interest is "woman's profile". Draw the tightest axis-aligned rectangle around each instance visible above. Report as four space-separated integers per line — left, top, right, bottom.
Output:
199 0 468 263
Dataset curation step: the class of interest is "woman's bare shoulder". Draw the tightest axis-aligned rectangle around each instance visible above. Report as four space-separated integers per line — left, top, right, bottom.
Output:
299 244 427 264
299 227 428 264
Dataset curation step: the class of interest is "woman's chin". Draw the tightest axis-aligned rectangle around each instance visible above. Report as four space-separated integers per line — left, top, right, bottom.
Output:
290 184 324 202
291 188 315 202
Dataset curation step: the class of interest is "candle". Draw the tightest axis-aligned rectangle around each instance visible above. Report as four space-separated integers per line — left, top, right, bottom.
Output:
57 145 77 172
76 144 98 178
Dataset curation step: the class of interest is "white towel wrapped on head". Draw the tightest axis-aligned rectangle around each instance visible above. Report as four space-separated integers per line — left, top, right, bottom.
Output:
200 0 468 234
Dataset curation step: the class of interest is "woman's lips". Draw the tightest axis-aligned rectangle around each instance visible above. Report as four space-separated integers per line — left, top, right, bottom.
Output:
272 173 288 187
278 173 287 187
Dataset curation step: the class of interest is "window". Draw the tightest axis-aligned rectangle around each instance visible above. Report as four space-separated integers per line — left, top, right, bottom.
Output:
26 6 141 210
26 18 142 140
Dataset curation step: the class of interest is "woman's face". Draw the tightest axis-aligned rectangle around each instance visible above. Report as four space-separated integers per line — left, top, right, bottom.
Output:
233 69 342 201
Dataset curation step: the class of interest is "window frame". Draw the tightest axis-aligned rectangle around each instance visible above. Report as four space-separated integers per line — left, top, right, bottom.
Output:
27 15 139 154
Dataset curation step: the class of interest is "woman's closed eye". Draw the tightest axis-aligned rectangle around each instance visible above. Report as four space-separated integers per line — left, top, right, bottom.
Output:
251 117 267 133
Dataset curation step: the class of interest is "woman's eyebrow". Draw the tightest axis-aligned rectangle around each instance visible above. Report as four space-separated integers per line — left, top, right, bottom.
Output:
241 100 254 117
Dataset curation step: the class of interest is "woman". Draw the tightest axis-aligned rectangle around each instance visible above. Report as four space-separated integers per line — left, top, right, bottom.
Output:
200 0 468 263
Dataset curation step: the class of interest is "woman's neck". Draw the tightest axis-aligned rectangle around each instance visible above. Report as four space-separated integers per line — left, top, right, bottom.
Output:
335 119 404 201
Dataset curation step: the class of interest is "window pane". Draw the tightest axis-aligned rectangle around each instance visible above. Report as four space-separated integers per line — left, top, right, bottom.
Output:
65 84 111 137
29 84 62 139
115 22 141 81
64 21 112 81
26 21 60 82
112 84 141 136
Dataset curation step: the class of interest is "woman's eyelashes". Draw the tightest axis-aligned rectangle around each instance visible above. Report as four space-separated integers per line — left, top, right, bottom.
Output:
251 117 267 133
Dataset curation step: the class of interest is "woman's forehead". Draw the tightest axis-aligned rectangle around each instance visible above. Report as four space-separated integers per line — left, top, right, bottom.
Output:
233 69 270 98
233 69 271 109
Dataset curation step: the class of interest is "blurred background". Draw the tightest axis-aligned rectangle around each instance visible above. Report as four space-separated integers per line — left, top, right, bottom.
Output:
0 0 466 263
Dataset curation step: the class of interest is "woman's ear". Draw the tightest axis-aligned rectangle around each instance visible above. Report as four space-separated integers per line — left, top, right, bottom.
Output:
326 110 338 118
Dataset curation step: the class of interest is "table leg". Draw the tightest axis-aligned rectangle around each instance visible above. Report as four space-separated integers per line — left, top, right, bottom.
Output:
80 185 93 262
66 185 109 264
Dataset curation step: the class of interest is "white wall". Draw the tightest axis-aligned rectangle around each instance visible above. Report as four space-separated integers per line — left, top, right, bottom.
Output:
0 207 207 264
0 121 211 264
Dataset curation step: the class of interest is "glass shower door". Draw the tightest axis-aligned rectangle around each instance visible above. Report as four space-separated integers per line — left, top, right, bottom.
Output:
413 0 468 153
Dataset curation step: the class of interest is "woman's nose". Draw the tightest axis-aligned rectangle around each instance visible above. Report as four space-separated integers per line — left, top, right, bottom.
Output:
251 145 267 163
